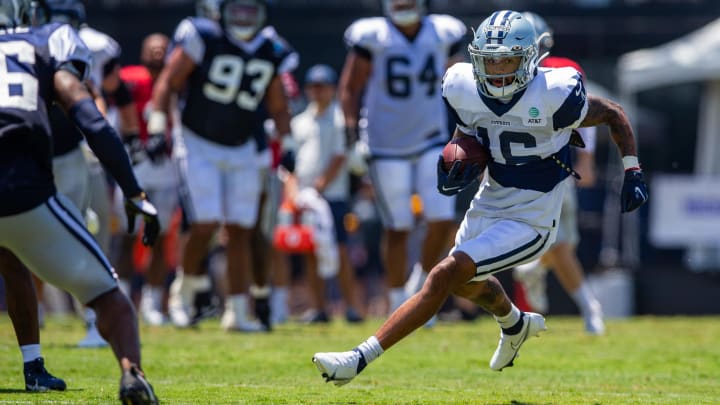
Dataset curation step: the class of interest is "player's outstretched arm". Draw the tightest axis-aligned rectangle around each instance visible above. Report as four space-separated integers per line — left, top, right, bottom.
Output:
151 47 195 115
54 69 161 244
580 95 636 157
580 95 648 212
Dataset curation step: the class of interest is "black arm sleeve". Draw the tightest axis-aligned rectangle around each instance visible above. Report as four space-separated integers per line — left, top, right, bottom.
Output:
68 98 143 198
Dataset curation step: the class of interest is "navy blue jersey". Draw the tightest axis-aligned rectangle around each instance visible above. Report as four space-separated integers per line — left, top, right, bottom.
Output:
172 18 298 146
0 24 91 216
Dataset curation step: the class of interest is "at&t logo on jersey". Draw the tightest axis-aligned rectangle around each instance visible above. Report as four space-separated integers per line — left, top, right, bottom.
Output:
526 106 545 126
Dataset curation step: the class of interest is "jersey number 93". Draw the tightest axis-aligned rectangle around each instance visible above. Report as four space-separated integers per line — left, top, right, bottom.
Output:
203 55 273 111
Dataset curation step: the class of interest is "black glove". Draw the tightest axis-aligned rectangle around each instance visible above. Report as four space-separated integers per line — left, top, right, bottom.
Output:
436 156 481 196
620 169 649 213
122 133 145 165
145 133 169 165
279 136 297 173
124 193 161 246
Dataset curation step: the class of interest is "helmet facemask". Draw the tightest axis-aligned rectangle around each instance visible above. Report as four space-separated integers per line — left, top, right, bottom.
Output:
383 0 424 27
468 11 539 99
222 0 266 42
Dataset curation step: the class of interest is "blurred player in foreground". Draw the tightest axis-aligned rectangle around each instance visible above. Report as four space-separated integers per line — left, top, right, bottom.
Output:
0 1 159 401
313 10 648 386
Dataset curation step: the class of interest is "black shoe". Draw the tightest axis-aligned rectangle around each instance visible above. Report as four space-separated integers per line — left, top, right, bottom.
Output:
24 357 66 392
345 308 364 324
302 310 330 324
119 365 158 405
192 290 219 325
254 296 272 331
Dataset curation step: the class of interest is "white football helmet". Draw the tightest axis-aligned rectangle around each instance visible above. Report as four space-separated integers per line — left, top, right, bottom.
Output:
522 11 554 61
196 0 221 20
382 0 425 26
220 0 266 42
0 0 31 27
468 10 539 99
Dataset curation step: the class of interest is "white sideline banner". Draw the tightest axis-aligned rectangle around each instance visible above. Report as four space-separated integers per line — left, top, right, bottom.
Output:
650 175 720 246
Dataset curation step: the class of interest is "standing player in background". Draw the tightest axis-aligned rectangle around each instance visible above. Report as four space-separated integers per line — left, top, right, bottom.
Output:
0 1 159 401
340 0 467 315
117 33 178 326
152 0 299 331
313 10 648 386
512 11 605 335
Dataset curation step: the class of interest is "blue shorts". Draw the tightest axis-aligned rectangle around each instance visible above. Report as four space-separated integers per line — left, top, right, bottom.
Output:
327 200 349 244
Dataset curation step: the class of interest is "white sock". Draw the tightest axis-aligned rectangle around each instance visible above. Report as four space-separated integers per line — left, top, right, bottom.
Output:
388 288 406 314
227 294 249 320
357 336 384 363
270 287 289 322
20 344 41 363
187 274 211 292
143 285 164 311
571 282 598 316
494 304 522 330
84 308 97 324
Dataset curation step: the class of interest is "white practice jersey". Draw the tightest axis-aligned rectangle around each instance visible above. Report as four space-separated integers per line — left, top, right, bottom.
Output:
345 15 466 157
78 26 121 88
443 64 589 228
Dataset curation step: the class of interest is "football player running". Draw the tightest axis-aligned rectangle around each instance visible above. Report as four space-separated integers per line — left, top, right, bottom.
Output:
512 11 606 335
151 0 298 331
0 0 159 402
340 0 467 317
313 10 648 386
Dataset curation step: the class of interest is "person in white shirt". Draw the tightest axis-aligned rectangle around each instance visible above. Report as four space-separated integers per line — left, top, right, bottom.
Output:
287 64 364 323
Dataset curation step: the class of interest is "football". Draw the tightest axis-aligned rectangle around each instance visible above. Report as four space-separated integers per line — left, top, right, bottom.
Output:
441 135 491 173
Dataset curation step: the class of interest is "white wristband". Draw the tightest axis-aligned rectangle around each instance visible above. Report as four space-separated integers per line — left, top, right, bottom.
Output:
147 111 167 135
622 155 640 171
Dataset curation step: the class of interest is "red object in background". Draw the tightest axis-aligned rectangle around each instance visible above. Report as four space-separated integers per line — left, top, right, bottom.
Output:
272 200 315 254
132 207 182 273
120 65 154 140
541 56 586 77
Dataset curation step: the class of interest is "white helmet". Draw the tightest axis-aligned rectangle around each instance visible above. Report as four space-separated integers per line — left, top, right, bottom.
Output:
468 10 539 99
221 0 266 42
382 0 425 27
0 0 31 27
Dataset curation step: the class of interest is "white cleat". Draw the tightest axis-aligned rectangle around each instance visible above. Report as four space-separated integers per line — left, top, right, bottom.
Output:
167 299 192 328
220 311 265 332
489 312 547 371
583 300 606 336
142 308 166 326
312 350 365 386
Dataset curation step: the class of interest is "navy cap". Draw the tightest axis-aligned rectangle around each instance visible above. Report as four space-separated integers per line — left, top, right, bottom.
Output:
305 64 337 85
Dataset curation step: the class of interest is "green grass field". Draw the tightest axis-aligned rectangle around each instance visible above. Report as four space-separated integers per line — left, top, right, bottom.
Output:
1 315 719 404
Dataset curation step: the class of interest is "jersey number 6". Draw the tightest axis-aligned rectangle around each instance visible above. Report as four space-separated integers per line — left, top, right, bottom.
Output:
203 55 274 111
0 41 38 111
